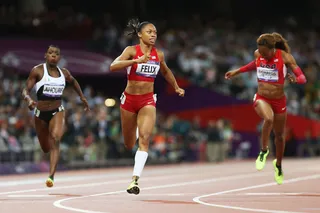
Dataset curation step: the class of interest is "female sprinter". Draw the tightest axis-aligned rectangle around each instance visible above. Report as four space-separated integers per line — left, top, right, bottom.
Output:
22 45 89 187
225 33 306 184
110 19 185 195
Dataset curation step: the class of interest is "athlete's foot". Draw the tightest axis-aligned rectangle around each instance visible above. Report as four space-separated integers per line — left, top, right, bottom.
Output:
255 148 269 171
126 179 140 195
46 176 54 188
273 159 284 185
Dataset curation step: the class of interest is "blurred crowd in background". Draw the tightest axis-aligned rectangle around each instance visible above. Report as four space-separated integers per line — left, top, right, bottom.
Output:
0 66 237 165
1 2 320 166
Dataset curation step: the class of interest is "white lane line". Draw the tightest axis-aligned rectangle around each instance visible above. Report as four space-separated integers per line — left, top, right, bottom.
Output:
52 172 272 213
244 192 302 196
301 208 320 211
0 173 187 196
193 174 320 213
120 193 195 196
242 192 318 196
0 166 209 187
8 195 52 198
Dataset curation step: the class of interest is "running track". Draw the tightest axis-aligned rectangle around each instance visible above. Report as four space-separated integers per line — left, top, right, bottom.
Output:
0 158 319 213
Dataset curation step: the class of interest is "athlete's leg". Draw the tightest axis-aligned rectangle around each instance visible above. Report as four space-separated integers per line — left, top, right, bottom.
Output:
272 112 287 166
34 117 51 153
120 107 139 195
137 106 156 151
134 105 156 177
127 105 156 195
254 99 274 170
120 108 138 150
272 112 286 184
47 111 65 187
255 100 274 151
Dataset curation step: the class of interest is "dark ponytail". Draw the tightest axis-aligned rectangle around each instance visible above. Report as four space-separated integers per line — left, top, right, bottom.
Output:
272 32 291 53
124 18 151 37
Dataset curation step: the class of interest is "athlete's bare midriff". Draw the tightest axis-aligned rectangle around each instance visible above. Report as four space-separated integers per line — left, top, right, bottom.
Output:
257 82 285 99
125 80 154 95
37 100 62 111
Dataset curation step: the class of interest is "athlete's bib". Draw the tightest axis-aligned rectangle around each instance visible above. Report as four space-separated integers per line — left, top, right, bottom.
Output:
135 62 160 78
42 85 64 97
257 67 279 82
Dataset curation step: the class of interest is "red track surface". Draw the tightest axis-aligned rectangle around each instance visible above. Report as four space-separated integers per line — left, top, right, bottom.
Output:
0 158 319 213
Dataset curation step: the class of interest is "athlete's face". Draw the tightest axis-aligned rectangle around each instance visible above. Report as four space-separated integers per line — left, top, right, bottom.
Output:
139 24 157 45
45 47 61 66
258 46 274 60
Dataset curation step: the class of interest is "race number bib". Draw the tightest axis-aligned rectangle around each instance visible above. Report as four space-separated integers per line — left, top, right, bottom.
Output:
43 85 64 97
257 67 279 82
136 63 160 78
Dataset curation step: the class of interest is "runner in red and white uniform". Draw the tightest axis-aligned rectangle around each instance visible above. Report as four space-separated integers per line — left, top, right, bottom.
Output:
225 32 306 185
110 18 185 194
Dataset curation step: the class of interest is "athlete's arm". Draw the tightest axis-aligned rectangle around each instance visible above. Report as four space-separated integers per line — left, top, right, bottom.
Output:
282 51 306 84
62 68 89 110
238 60 257 73
158 50 185 97
22 67 38 109
238 50 260 73
109 46 137 72
225 50 258 79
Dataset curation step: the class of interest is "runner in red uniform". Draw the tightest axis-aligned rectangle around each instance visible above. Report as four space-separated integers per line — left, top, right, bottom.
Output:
110 18 185 194
225 32 306 184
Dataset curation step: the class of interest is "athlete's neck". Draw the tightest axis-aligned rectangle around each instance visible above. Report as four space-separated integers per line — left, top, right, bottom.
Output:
266 49 276 62
140 43 152 54
46 62 57 71
270 48 276 59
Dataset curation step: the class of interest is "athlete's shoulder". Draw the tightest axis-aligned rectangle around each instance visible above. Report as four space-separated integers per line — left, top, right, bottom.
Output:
155 48 164 61
60 67 71 77
278 49 288 55
122 45 137 56
277 49 288 60
32 63 44 70
60 67 67 73
126 45 138 50
30 64 44 75
155 47 162 54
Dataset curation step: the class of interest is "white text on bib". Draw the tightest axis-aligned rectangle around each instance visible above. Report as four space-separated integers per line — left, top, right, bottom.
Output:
43 85 64 97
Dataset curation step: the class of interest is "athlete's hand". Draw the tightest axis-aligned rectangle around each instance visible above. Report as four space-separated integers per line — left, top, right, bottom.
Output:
287 73 296 83
27 99 37 111
175 87 185 97
135 47 152 64
225 70 238 80
135 54 150 64
80 97 90 111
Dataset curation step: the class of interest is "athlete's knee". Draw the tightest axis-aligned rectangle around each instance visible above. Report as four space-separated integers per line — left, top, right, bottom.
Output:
274 132 285 143
138 131 152 145
263 116 274 125
42 146 50 153
50 132 62 146
124 141 135 150
38 138 50 153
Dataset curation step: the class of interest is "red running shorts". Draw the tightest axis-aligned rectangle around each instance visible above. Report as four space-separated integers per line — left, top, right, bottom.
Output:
120 91 157 114
253 93 286 114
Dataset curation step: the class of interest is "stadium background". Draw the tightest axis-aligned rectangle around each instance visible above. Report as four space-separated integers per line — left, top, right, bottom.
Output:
0 0 320 175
